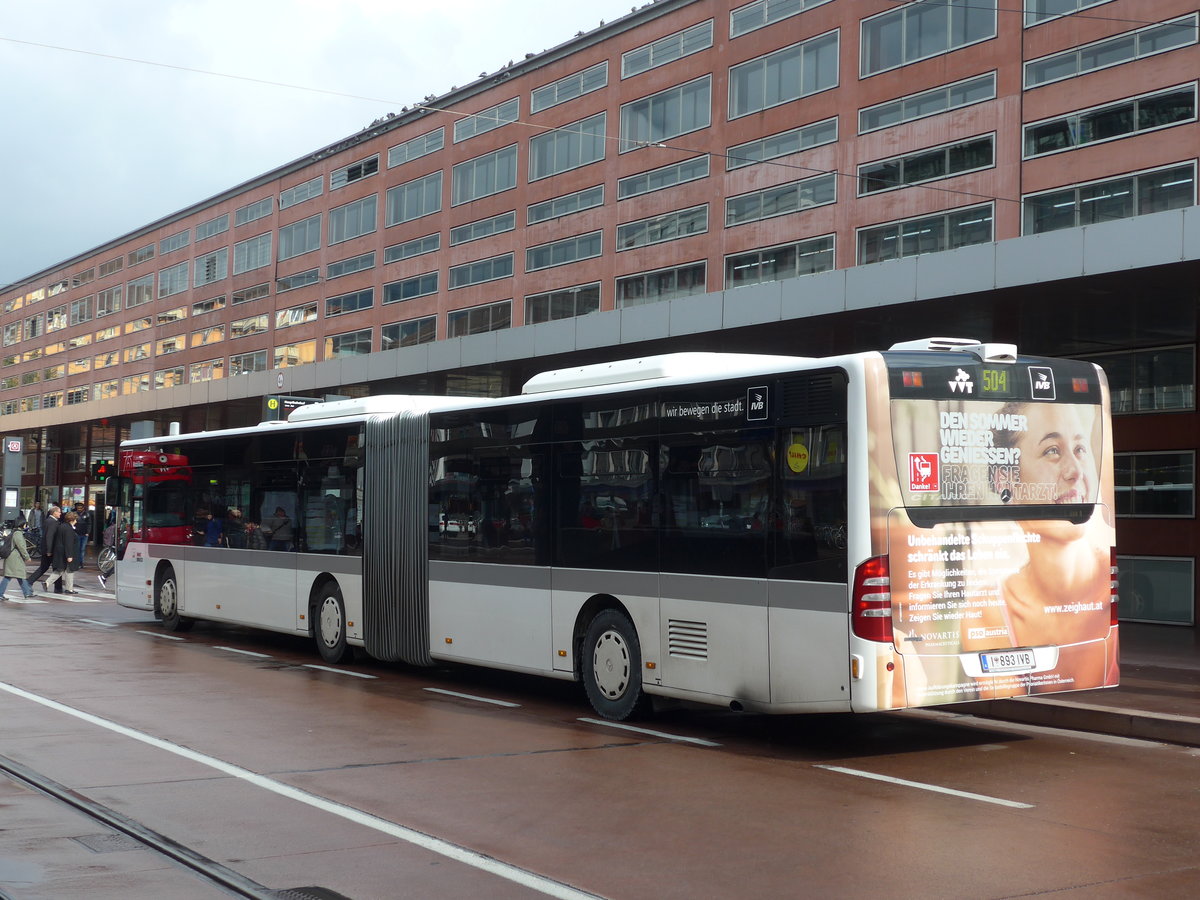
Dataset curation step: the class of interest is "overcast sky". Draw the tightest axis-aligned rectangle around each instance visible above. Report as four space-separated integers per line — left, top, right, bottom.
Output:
1 0 645 288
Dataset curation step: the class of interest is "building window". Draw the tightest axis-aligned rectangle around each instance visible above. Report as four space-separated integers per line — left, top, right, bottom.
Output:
190 359 224 383
382 316 437 349
233 232 272 274
154 366 186 389
71 268 95 288
525 282 600 324
450 211 517 246
1025 0 1113 27
159 229 190 254
123 343 151 363
384 233 440 263
727 174 836 226
69 296 93 326
235 196 273 226
1088 346 1194 414
125 316 153 335
454 98 519 143
1023 164 1196 235
453 145 518 205
279 176 323 210
861 0 997 78
1117 556 1193 625
66 387 89 405
192 295 226 316
196 213 229 241
94 350 119 369
128 244 155 267
1115 451 1195 518
731 0 831 38
2 323 18 347
1023 86 1196 158
331 154 379 190
232 282 270 304
729 31 838 119
616 262 706 308
122 374 151 395
97 286 121 319
532 62 608 112
126 274 154 308
231 314 269 339
94 325 120 342
618 205 708 250
158 261 189 298
229 350 268 376
278 214 322 261
859 135 994 195
448 253 514 289
620 76 711 151
327 251 375 280
1024 15 1197 88
619 156 709 200
388 127 444 168
528 185 604 225
193 247 229 287
155 336 184 356
329 194 377 244
325 328 372 359
859 72 996 134
386 171 443 225
529 112 606 181
95 380 120 402
725 236 835 288
24 314 43 339
526 231 602 272
190 325 225 348
276 302 319 329
325 288 374 318
727 119 837 170
858 203 994 264
98 256 123 278
624 20 713 77
448 300 511 337
384 273 439 304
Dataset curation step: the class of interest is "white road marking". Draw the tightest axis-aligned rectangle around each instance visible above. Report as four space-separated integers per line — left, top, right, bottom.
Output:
578 717 722 748
137 630 186 641
214 646 273 659
424 687 520 707
0 681 602 900
79 619 118 628
61 595 102 603
302 664 377 679
5 596 47 604
815 764 1035 809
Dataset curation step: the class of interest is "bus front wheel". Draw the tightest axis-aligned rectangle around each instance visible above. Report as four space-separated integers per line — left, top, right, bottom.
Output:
582 609 646 721
158 568 193 633
314 583 350 664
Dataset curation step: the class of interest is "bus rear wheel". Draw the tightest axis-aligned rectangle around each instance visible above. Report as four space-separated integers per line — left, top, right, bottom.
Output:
582 609 646 721
314 583 350 664
158 567 193 633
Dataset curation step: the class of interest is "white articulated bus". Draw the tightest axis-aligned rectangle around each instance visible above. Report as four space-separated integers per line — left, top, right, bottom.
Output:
107 338 1119 719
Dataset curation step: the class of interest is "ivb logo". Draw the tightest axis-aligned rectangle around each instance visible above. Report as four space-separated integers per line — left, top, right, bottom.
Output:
948 368 974 394
1028 366 1056 400
747 386 768 421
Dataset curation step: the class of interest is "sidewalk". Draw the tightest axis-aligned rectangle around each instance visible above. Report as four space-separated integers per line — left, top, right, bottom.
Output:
950 622 1200 746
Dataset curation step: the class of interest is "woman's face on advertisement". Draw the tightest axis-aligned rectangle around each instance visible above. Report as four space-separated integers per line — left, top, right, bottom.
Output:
1016 404 1096 504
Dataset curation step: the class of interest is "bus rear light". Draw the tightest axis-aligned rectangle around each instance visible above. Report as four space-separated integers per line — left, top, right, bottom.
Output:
852 555 893 643
1110 549 1119 627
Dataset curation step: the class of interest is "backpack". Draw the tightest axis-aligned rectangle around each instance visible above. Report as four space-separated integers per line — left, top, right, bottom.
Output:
0 529 13 561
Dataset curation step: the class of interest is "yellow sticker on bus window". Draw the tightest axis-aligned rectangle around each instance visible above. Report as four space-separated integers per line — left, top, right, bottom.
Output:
787 442 810 473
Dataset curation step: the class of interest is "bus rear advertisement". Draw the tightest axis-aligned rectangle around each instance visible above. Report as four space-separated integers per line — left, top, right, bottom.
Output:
105 338 1117 720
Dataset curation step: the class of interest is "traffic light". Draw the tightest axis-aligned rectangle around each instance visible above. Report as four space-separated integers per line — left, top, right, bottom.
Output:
92 459 114 479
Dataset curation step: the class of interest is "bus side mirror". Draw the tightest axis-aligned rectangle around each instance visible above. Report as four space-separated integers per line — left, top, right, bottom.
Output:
104 476 129 507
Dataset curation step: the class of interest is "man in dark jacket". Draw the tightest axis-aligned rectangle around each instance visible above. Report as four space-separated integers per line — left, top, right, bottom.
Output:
28 505 65 594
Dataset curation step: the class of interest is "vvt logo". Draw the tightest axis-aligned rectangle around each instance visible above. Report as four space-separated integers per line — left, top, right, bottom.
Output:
747 386 768 421
1029 366 1056 399
948 368 974 394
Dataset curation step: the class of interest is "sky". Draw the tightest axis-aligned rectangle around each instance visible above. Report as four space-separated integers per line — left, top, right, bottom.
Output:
0 0 646 288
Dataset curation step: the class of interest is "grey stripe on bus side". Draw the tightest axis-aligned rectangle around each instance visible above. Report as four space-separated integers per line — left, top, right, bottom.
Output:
149 544 361 576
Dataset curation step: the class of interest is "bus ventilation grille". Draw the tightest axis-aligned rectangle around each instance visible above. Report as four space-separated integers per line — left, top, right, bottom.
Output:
779 373 846 423
668 619 708 660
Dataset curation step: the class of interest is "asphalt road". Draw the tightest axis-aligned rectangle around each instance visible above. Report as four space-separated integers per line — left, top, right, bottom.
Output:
2 574 1199 899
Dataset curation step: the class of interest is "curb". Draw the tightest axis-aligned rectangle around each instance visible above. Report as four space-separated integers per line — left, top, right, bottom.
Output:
945 698 1200 747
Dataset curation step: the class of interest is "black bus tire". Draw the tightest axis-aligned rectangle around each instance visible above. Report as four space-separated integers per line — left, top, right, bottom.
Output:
158 567 194 633
582 608 647 721
314 583 350 664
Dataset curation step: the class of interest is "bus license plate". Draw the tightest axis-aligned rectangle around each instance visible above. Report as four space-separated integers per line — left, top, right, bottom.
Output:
979 649 1035 674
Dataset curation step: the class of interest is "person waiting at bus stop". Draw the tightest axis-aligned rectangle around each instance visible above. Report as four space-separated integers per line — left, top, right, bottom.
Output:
28 505 65 595
0 518 37 600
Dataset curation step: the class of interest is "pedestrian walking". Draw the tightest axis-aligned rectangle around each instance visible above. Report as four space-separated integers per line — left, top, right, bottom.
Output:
44 510 79 594
0 518 36 600
28 505 65 594
73 502 92 567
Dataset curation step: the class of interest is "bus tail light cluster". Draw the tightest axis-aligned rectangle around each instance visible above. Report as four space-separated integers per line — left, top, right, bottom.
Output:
1110 549 1119 627
852 555 893 643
